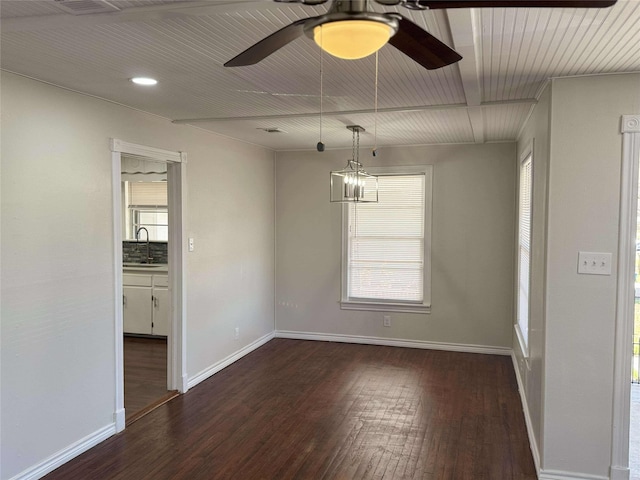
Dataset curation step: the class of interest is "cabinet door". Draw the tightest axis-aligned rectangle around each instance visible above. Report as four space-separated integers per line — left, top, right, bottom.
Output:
123 286 152 334
152 287 169 336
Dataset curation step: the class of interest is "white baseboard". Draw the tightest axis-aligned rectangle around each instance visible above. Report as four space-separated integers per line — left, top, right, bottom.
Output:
187 331 275 389
9 424 116 480
275 330 512 356
511 352 541 477
539 470 608 480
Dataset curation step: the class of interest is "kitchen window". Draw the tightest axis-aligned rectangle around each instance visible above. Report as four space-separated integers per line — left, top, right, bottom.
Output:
341 165 432 313
123 181 168 241
130 208 168 241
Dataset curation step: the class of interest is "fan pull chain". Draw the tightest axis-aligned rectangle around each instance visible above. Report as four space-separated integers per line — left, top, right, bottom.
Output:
317 26 325 152
373 51 379 157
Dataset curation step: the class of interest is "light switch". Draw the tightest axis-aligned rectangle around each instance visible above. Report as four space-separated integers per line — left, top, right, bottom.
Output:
577 252 612 275
188 237 194 252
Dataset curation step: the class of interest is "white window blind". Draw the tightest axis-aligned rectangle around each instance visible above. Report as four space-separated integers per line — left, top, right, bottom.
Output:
124 181 168 240
347 174 425 303
517 155 532 348
129 182 167 206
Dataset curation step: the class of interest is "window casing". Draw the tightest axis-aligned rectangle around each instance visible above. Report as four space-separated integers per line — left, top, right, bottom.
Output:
516 151 533 355
341 165 432 313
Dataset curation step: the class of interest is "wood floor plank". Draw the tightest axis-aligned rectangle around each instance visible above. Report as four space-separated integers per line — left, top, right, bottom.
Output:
124 336 169 420
44 339 537 480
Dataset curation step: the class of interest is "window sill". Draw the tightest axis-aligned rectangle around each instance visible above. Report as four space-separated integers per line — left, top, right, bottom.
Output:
340 300 431 314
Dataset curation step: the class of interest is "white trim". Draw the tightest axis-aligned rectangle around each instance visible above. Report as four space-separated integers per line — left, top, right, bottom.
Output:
341 165 433 311
621 115 640 134
8 424 115 480
167 157 188 393
275 330 511 356
514 323 529 361
538 470 608 480
511 352 541 477
610 466 630 480
111 151 126 432
110 138 183 163
114 408 126 432
611 115 640 480
187 332 276 389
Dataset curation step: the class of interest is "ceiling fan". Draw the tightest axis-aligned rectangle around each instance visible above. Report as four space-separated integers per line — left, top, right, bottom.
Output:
224 0 617 70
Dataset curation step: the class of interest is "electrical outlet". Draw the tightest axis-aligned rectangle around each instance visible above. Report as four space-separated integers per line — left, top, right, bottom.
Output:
383 315 391 327
234 327 240 340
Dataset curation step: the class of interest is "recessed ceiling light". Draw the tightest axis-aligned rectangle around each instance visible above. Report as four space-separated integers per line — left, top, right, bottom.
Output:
131 77 157 86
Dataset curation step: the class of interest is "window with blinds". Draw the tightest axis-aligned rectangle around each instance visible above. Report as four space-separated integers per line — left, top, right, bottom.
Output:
517 154 532 351
342 167 432 313
124 181 168 241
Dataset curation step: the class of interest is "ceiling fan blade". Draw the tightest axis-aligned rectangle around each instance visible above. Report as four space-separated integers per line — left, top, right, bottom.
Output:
224 18 310 67
416 0 617 8
388 15 462 70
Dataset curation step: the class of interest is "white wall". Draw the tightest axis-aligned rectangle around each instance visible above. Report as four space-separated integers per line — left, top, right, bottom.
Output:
276 143 516 349
0 72 275 480
516 72 640 479
543 73 640 478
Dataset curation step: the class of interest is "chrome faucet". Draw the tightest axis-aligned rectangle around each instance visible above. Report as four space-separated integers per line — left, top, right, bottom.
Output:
135 227 151 263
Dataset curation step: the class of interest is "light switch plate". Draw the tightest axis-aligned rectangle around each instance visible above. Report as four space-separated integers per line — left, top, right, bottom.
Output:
188 238 194 252
577 252 612 275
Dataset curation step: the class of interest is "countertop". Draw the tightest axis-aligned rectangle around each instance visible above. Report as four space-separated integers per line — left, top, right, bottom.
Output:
123 263 168 273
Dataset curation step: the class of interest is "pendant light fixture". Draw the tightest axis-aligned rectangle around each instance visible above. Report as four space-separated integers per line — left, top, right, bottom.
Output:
330 126 378 203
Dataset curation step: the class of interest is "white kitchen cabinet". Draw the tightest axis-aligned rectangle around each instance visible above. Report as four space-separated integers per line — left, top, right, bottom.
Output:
152 285 169 336
123 285 153 334
123 271 168 336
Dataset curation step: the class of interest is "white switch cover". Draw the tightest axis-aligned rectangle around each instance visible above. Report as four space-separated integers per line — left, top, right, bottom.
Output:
577 252 612 275
188 238 194 252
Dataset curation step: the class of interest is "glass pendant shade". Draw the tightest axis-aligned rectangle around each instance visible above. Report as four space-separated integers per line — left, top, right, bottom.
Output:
330 160 378 203
314 20 393 60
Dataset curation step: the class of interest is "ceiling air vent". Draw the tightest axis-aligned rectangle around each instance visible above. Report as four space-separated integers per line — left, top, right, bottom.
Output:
258 128 286 134
52 0 120 15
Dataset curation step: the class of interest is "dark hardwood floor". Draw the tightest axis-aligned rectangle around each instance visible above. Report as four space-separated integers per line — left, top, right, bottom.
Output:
124 336 175 424
46 339 536 480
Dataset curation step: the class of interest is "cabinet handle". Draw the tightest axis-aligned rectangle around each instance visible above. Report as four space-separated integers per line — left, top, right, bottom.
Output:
123 295 127 307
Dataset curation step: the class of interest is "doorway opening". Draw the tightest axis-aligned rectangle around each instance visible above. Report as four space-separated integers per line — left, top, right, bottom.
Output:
122 158 176 423
111 139 187 432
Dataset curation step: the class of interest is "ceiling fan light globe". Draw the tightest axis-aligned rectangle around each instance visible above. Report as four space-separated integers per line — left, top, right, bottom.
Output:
313 20 393 60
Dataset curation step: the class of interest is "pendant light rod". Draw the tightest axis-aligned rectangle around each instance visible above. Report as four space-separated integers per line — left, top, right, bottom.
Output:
330 124 377 203
373 51 379 156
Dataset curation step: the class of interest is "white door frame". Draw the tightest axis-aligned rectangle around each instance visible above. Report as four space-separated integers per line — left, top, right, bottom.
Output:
611 115 640 480
110 138 188 432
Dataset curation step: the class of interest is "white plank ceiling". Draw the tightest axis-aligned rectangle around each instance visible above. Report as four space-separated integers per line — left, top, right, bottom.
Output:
2 0 639 150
